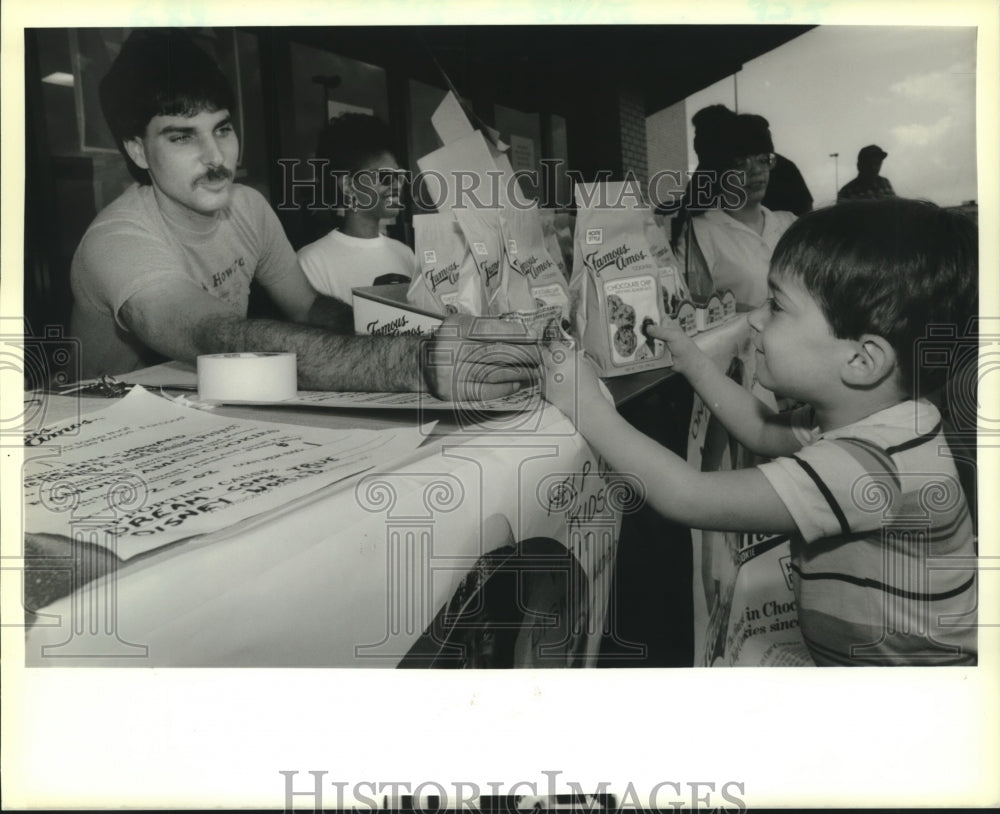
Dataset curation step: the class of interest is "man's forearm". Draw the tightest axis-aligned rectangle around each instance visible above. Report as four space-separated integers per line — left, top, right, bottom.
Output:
192 315 422 392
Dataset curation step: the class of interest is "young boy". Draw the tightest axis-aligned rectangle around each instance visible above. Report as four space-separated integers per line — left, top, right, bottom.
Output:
544 198 977 666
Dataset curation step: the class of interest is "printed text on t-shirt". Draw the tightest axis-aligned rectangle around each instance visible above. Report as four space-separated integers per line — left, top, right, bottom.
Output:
212 256 247 288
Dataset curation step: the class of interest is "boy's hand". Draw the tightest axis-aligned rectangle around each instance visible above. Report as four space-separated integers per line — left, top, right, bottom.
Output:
645 317 708 380
541 341 603 423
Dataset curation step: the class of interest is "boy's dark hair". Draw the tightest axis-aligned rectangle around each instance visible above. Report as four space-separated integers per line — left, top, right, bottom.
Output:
315 113 396 179
99 29 235 184
771 198 978 396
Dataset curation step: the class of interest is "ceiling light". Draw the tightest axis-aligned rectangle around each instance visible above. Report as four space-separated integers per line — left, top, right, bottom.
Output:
41 72 74 87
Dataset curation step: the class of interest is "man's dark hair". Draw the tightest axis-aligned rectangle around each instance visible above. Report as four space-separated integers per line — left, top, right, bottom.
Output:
315 113 396 179
771 198 978 396
99 29 235 184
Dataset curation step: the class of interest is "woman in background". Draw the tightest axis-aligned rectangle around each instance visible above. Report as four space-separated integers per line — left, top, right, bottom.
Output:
675 113 796 309
297 114 417 304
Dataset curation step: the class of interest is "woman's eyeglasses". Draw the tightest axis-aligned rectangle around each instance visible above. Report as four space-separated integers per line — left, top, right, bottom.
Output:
732 153 777 170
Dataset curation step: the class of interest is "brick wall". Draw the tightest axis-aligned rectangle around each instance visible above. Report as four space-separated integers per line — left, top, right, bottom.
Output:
646 99 690 212
618 86 648 194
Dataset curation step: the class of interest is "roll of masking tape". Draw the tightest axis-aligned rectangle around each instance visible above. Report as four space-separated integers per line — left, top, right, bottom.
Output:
197 352 297 402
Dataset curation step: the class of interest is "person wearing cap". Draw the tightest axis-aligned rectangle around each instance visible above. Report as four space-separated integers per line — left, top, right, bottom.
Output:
837 145 896 202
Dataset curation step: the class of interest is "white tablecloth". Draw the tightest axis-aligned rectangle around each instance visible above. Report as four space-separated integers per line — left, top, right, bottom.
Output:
23 400 626 667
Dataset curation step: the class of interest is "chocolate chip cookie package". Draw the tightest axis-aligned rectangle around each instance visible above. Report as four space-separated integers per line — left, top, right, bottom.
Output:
569 180 672 376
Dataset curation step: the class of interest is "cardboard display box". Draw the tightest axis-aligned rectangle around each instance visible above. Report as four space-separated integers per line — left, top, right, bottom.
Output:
352 283 444 336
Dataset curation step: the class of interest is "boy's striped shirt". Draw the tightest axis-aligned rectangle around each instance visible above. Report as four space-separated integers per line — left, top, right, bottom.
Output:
758 399 977 666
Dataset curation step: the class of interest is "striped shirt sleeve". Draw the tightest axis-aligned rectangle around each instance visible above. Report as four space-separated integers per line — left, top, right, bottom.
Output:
757 436 901 543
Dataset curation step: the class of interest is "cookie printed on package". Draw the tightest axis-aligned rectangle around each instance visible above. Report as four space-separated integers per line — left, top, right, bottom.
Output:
604 278 665 366
570 180 673 376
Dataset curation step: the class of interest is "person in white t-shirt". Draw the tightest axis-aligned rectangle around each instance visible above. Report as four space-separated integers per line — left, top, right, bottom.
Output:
297 114 417 305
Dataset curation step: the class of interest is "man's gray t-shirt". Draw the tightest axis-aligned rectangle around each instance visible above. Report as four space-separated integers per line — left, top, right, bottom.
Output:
70 183 297 376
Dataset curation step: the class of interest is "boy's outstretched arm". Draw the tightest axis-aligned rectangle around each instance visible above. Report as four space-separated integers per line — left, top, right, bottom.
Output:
646 317 803 458
543 345 798 535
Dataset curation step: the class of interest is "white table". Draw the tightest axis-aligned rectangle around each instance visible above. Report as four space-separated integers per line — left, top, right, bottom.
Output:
22 316 750 668
22 394 627 667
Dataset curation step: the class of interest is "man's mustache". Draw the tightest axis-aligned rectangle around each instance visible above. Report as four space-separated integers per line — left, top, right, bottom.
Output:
195 166 233 185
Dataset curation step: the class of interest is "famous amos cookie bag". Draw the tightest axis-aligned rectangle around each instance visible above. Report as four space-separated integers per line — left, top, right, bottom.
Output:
453 206 507 315
643 209 699 335
408 212 484 315
569 181 671 375
499 204 571 323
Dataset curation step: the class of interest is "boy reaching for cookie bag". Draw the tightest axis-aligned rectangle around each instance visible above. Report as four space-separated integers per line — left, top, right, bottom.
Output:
542 199 978 666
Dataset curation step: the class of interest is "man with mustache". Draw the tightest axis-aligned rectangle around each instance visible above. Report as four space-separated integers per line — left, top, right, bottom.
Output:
69 29 533 400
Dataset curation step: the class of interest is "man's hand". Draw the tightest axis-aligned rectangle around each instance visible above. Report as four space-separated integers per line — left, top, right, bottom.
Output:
423 314 542 402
